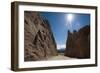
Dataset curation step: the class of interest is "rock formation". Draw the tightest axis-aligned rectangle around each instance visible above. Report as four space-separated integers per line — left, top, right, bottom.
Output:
64 25 90 58
24 11 58 61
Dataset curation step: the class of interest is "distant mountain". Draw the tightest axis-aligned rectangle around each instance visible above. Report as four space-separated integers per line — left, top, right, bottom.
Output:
58 48 65 53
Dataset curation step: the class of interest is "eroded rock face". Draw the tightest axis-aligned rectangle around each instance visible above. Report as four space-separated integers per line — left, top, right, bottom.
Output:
24 11 58 61
64 25 90 58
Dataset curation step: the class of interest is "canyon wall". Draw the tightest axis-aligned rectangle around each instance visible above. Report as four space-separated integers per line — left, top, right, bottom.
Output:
64 25 90 58
24 11 58 61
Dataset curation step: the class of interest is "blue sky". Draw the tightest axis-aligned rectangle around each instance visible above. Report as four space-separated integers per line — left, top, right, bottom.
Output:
40 12 90 50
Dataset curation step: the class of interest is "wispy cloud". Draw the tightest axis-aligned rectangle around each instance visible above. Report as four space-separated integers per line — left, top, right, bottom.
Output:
57 44 66 50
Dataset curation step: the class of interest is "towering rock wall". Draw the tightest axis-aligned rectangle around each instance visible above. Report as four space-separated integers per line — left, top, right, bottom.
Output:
64 25 90 58
24 11 58 61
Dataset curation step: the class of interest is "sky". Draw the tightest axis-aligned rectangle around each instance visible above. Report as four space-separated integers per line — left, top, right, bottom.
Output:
40 12 90 50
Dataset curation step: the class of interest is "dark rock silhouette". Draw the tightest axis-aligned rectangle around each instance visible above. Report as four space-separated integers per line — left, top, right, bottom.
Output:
24 11 58 61
64 25 90 58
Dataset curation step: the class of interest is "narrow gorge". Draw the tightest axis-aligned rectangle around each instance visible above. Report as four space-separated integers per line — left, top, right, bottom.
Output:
24 11 90 61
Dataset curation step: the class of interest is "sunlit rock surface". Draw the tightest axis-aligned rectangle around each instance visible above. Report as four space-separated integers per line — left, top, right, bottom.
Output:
24 11 58 61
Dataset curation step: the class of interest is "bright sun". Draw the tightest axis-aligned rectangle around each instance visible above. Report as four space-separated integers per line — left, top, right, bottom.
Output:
67 14 74 22
66 14 74 31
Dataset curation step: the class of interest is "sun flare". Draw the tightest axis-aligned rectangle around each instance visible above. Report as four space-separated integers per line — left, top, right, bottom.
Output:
67 14 74 22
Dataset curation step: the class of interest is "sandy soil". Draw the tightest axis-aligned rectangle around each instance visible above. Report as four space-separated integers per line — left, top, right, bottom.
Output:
42 53 76 60
46 55 75 60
